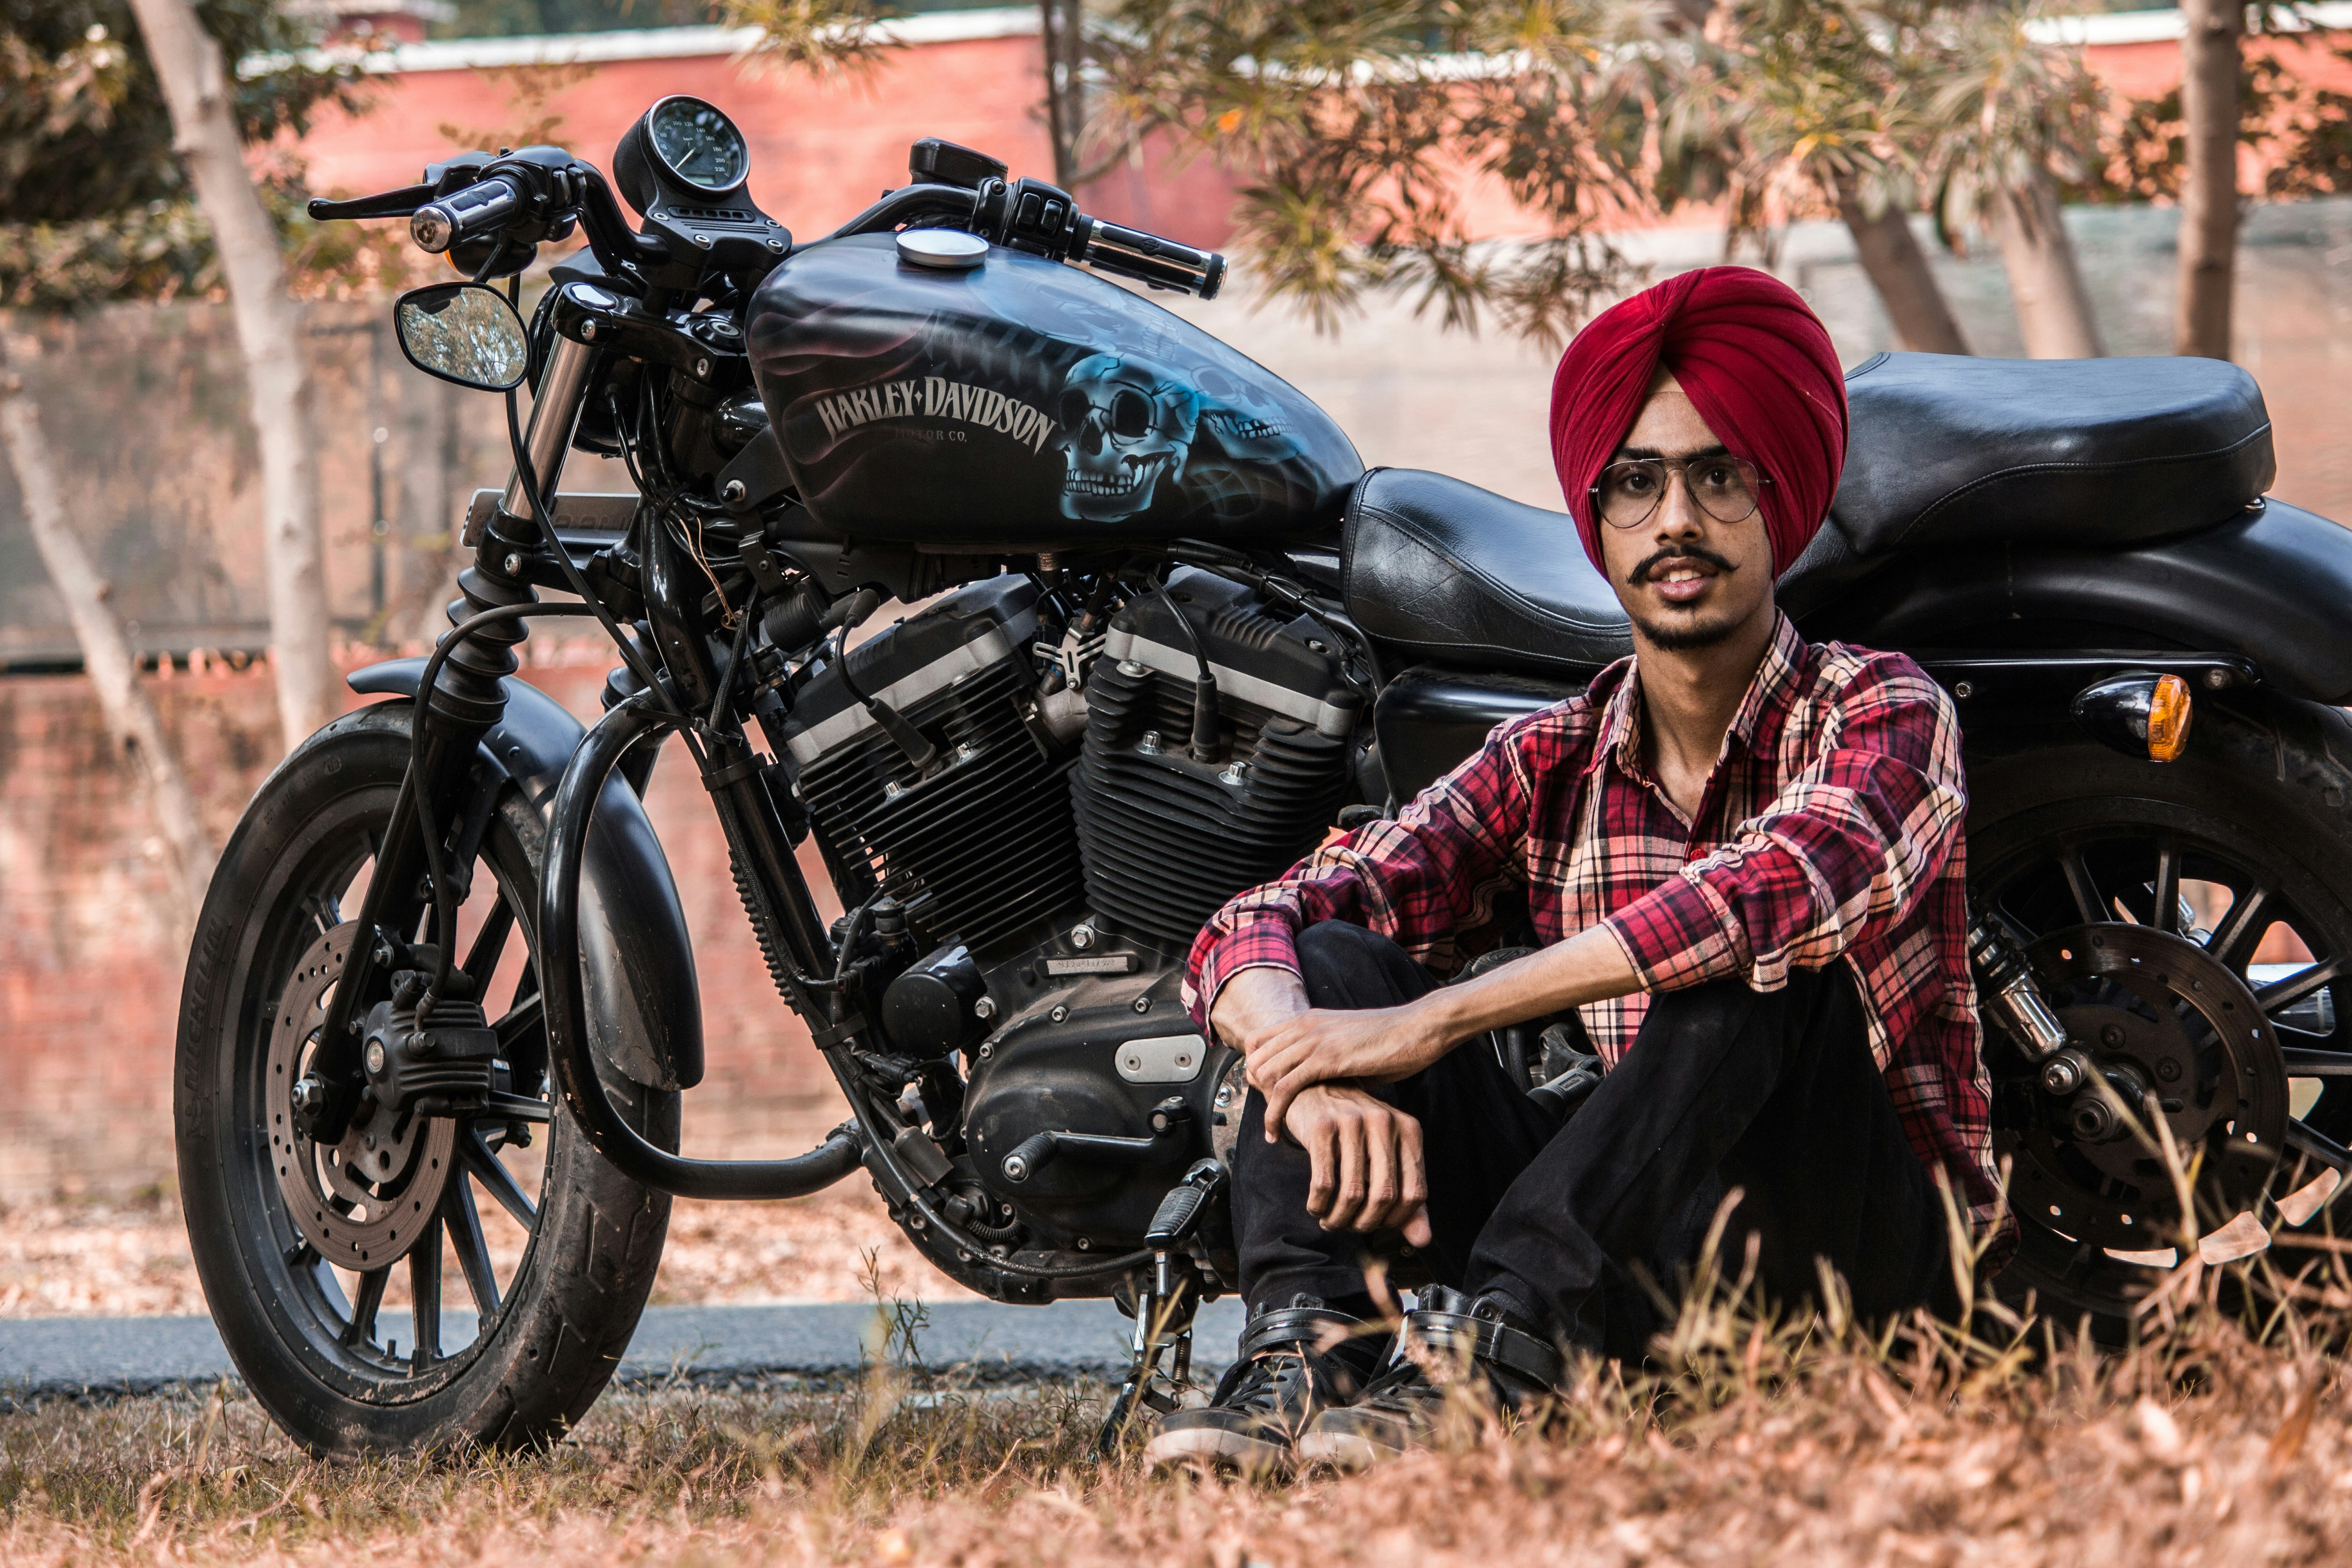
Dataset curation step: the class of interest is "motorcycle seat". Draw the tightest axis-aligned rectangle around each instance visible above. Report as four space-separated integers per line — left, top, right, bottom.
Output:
1341 467 1632 676
1343 355 2275 678
1829 351 2274 560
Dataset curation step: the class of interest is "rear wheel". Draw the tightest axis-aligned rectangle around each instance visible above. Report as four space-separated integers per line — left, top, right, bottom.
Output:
1967 695 2352 1333
175 702 677 1455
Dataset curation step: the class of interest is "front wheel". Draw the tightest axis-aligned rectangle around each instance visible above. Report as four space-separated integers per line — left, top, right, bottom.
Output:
175 702 678 1455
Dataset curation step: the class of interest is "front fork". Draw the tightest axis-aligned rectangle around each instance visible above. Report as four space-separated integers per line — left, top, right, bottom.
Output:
297 339 595 1147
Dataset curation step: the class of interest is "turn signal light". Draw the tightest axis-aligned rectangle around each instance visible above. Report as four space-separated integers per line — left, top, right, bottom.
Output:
2147 673 2192 762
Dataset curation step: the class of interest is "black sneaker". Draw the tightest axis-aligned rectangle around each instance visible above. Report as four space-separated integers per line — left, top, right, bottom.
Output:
1295 1288 1562 1472
1144 1298 1386 1476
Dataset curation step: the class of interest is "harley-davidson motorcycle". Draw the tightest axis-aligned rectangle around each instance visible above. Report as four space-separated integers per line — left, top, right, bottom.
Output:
176 92 2352 1456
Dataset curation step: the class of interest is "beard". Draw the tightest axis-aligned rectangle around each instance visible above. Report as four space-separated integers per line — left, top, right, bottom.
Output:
1624 544 1747 650
1634 607 1748 650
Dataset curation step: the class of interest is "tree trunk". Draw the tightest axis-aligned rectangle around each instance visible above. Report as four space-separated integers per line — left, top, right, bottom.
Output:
2175 0 2242 358
1836 184 1970 355
0 336 216 924
1040 0 1077 187
124 0 337 751
1989 172 2104 358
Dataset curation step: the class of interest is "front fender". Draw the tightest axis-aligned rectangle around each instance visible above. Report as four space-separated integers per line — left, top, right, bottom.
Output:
348 659 703 1091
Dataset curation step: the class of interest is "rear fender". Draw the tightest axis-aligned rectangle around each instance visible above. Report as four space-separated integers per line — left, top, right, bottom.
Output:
1798 500 2352 705
348 659 703 1091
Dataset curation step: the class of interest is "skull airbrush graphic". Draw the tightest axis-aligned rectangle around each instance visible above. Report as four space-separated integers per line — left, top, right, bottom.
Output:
1056 354 1200 522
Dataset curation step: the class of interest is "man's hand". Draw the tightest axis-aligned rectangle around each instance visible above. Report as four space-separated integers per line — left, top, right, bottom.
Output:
1246 1001 1450 1142
1286 1083 1433 1246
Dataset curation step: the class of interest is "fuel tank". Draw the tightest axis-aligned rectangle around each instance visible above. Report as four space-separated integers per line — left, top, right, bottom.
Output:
746 233 1362 547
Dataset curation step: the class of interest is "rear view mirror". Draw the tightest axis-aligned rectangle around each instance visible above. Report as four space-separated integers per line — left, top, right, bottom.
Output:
394 282 529 392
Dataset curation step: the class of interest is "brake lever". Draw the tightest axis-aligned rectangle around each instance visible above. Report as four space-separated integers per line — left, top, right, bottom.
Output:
305 183 437 221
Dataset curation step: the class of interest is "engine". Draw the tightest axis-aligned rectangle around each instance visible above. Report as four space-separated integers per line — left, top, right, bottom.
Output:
1074 570 1362 949
779 566 1363 1253
779 576 1084 959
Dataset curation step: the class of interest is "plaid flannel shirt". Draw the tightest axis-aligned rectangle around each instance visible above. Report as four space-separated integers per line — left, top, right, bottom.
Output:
1184 611 2005 1240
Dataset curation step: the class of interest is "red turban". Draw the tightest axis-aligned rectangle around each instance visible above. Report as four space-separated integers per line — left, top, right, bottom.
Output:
1549 267 1847 578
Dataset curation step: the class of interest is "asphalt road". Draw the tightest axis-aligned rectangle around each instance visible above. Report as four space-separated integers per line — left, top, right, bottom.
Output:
0 1298 1249 1403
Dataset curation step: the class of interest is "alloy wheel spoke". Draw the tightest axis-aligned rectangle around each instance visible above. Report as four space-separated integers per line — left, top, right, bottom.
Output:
2280 1048 2352 1076
460 1127 539 1230
493 993 544 1058
2258 958 2344 1019
2152 837 2181 935
342 1266 390 1348
2285 1117 2352 1172
2207 883 2276 970
2060 847 2105 927
409 1215 444 1371
301 892 343 937
309 1253 353 1318
445 1176 501 1318
462 898 514 992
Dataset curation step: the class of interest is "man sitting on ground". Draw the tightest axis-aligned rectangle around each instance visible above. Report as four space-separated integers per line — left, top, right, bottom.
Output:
1146 267 2003 1476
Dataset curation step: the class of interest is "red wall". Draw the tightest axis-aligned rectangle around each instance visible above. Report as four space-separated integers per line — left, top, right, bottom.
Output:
289 26 2347 255
296 34 1252 246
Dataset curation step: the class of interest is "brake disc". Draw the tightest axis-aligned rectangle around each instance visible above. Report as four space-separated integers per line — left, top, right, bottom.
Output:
266 924 456 1272
2000 923 2288 1251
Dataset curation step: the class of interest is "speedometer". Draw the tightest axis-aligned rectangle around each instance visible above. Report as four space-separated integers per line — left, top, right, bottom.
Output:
613 94 752 213
648 97 748 193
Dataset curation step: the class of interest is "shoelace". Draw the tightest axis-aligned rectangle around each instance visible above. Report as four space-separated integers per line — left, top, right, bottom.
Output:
1351 1358 1443 1415
1208 1348 1311 1415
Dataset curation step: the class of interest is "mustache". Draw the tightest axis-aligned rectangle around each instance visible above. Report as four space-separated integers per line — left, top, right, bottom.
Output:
1626 544 1738 588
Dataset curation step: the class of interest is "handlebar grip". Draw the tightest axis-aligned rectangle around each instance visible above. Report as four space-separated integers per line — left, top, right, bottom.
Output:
410 176 525 255
1080 218 1226 299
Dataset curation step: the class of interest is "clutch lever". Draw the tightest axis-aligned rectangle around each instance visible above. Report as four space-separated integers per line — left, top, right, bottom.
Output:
306 183 437 221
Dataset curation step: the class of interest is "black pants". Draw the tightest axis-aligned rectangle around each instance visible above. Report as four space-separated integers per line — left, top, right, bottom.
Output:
1232 922 1955 1358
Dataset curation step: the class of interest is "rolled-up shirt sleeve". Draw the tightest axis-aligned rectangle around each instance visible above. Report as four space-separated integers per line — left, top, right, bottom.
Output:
1599 662 1966 994
1182 707 1550 1032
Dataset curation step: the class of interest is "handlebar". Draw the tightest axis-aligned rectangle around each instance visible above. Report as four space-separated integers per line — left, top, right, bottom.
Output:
315 136 1225 300
409 175 525 254
829 173 1225 299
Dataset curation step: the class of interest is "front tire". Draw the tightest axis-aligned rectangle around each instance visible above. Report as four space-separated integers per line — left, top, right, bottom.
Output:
176 701 678 1455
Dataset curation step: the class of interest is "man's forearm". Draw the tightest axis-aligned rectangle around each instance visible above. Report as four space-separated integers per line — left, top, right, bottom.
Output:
1408 926 1642 1052
1210 964 1311 1054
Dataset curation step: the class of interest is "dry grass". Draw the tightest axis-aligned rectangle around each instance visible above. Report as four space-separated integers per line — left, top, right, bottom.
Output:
7 1249 2352 1567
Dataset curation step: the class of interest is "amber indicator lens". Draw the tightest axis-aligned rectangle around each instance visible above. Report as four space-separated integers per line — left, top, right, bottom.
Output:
2147 673 2193 761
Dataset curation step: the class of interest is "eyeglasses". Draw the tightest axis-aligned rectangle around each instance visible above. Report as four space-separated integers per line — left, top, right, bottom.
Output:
1589 454 1771 530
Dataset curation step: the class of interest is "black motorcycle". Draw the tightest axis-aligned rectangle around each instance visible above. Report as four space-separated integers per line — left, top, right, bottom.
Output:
176 93 2352 1456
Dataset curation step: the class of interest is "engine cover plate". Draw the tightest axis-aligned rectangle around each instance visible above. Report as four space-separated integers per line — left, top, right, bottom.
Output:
962 969 1232 1245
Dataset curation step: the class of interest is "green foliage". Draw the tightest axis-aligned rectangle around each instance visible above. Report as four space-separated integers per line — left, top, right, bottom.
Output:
1657 0 1948 249
0 0 358 223
2103 34 2352 203
1923 0 2107 238
0 0 377 311
720 0 895 78
1089 0 1660 344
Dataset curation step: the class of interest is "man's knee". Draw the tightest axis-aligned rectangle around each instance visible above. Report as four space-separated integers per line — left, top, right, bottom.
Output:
1635 966 1857 1056
1294 921 1428 1009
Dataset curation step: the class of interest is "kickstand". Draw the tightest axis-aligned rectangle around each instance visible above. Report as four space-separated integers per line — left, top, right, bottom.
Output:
1097 1157 1224 1456
1097 1270 1198 1455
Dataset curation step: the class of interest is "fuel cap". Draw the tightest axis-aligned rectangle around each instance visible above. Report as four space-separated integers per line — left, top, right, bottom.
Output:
896 229 988 270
